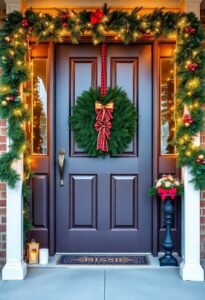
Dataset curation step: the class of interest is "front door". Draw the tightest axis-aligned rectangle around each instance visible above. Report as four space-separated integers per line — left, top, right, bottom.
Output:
56 43 152 252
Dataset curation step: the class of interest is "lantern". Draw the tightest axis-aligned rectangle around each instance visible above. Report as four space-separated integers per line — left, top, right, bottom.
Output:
26 239 39 264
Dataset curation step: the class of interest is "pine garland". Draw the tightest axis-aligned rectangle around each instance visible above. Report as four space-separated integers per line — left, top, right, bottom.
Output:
70 87 137 156
0 5 204 189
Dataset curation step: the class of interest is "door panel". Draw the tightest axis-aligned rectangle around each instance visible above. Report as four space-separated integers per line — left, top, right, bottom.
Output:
56 44 152 252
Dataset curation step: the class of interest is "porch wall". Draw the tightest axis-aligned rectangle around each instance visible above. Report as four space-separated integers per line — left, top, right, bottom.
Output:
0 120 6 265
0 0 6 267
201 125 205 259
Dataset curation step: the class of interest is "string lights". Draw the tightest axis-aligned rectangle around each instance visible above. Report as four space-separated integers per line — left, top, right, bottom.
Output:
0 5 204 191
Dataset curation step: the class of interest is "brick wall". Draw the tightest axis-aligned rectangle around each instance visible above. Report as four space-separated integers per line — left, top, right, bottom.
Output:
0 120 6 265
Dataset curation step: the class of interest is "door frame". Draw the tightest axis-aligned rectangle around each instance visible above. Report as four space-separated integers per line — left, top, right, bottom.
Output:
48 38 178 256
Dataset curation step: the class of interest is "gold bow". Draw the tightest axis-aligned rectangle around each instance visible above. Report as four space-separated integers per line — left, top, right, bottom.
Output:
95 101 114 122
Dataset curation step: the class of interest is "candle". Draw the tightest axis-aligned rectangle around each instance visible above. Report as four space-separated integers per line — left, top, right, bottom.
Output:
39 248 49 265
30 249 37 262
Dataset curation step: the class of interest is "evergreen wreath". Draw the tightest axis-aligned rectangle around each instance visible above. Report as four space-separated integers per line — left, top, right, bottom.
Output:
0 4 205 190
70 87 137 156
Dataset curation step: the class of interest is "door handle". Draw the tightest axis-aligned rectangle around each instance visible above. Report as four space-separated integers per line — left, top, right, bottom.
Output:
58 149 65 187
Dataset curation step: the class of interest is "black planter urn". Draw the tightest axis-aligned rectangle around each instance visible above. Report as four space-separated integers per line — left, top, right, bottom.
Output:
159 195 178 267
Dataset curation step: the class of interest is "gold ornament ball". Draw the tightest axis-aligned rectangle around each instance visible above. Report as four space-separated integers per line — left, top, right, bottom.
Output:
198 154 204 160
2 100 7 106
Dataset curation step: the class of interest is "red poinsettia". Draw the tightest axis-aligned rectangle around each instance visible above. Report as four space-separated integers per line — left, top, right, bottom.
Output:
90 9 104 25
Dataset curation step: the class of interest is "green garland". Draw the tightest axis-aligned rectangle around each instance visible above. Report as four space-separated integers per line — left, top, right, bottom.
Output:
0 5 205 189
70 87 137 156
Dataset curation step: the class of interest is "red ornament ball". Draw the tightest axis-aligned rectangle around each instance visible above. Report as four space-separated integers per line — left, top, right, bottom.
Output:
187 63 199 72
143 32 150 38
185 26 196 34
61 22 68 28
21 19 29 27
203 160 205 165
60 13 69 19
183 114 193 126
6 95 14 101
196 159 201 163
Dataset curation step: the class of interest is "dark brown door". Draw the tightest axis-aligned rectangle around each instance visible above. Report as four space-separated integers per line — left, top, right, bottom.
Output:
56 44 152 252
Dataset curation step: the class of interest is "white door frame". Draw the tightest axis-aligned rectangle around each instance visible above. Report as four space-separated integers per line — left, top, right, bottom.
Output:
2 0 204 281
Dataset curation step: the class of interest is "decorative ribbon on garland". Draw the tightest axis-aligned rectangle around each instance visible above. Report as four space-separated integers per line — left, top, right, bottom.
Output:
157 188 177 201
94 43 114 152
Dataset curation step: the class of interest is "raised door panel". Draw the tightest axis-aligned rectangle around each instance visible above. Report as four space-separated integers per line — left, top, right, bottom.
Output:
110 57 138 156
111 175 138 229
70 175 97 229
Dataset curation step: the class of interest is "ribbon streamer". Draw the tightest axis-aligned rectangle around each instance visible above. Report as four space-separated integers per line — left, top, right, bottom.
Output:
157 188 177 201
95 120 112 152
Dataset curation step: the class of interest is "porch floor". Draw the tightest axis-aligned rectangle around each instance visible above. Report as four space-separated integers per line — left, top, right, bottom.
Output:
0 267 205 300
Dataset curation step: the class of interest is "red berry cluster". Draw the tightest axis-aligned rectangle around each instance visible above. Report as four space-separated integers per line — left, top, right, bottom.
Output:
21 19 29 27
196 154 205 165
187 63 199 72
185 26 196 34
183 114 193 127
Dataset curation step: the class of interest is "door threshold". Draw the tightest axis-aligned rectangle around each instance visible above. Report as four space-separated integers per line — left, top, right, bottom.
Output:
28 254 181 269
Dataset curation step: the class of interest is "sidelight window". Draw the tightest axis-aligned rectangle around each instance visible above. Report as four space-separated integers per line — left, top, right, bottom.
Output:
160 58 176 155
31 59 48 155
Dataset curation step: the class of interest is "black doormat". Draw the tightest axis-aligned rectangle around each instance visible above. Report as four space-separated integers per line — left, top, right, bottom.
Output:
57 255 149 265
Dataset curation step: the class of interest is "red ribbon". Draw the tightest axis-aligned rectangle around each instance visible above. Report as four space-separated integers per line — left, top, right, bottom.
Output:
95 120 112 152
157 188 177 201
90 9 104 24
101 43 107 96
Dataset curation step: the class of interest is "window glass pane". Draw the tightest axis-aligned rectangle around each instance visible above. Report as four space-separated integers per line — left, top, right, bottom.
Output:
160 58 176 155
32 59 47 155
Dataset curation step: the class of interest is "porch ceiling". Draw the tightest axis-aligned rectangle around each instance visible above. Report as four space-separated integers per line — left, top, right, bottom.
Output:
25 0 182 10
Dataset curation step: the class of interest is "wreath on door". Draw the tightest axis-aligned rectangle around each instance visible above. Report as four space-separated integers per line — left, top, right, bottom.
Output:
70 44 137 156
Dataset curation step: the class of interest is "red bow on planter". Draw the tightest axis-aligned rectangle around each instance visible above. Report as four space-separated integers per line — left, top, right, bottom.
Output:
90 9 104 24
95 120 112 152
95 101 114 122
157 188 177 201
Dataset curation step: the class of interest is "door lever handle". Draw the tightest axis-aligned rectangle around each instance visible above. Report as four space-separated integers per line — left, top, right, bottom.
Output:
58 149 65 187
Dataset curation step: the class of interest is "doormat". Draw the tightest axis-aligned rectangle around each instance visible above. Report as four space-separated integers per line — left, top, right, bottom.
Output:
57 255 149 265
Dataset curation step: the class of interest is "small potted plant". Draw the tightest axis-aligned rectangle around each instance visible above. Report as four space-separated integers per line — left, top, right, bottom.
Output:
149 174 184 199
149 175 184 267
